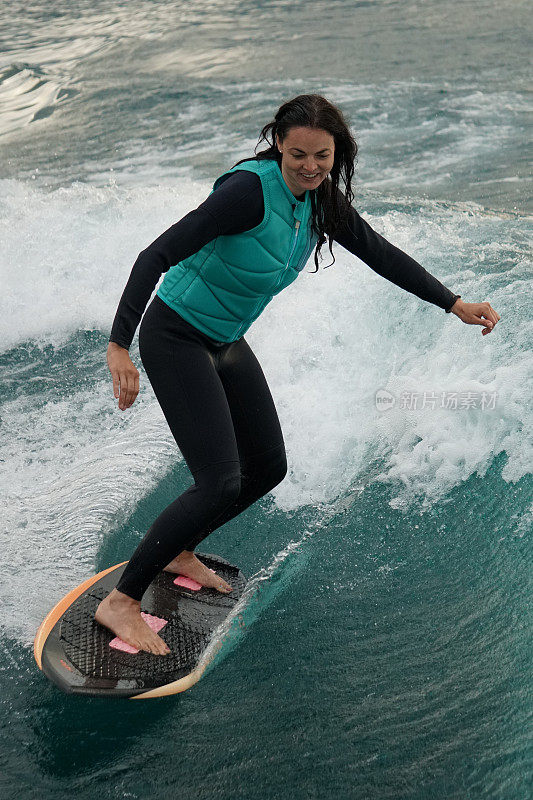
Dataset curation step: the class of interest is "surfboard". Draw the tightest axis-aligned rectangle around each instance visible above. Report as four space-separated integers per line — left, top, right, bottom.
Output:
34 552 246 699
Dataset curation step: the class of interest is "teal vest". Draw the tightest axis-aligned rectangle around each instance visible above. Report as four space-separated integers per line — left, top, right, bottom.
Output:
156 158 318 342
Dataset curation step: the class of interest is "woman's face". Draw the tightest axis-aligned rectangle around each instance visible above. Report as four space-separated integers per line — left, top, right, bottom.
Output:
276 126 335 198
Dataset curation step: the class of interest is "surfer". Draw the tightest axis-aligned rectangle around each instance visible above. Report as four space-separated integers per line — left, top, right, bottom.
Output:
96 94 500 655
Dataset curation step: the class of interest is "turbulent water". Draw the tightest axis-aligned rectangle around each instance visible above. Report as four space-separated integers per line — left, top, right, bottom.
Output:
1 2 531 798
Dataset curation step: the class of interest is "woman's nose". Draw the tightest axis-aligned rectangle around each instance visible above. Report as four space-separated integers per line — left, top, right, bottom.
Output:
303 160 317 172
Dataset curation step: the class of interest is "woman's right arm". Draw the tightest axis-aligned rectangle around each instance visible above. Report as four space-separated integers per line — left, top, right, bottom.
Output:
108 207 219 351
107 207 218 411
108 170 264 410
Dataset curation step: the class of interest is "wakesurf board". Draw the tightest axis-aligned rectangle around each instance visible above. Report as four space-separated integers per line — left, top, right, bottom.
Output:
34 552 246 699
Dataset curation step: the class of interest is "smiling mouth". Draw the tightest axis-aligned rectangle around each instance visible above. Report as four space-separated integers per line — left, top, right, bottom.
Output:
299 172 320 179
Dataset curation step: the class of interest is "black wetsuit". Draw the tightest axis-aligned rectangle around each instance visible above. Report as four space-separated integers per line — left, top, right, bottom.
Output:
110 171 460 601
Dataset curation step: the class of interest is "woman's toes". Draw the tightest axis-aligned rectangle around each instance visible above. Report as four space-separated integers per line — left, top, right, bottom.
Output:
151 637 169 656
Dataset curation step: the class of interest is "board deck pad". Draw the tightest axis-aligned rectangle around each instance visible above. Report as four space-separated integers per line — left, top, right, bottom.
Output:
34 553 246 698
109 612 168 654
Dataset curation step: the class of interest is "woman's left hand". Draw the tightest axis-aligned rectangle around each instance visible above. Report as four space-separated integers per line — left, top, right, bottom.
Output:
450 298 501 336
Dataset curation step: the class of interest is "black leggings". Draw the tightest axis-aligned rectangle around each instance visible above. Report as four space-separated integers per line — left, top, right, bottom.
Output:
115 294 287 601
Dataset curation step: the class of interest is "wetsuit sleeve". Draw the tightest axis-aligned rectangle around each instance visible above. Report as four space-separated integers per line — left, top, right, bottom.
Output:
332 192 461 313
109 171 264 349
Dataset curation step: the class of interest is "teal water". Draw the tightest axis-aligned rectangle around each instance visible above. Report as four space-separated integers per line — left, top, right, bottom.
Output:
1 2 532 798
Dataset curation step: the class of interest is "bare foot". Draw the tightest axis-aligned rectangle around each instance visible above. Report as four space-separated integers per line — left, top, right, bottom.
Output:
164 550 233 594
95 588 171 655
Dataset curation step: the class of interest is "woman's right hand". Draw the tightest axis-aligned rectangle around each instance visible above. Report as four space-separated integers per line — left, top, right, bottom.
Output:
107 342 140 410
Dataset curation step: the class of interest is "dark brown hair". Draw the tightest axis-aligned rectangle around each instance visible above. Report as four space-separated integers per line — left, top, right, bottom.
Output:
231 93 358 270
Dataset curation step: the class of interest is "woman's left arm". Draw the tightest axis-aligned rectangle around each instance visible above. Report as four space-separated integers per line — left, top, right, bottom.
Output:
333 200 501 336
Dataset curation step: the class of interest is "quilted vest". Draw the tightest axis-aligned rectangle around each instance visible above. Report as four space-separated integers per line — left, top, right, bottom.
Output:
156 158 318 343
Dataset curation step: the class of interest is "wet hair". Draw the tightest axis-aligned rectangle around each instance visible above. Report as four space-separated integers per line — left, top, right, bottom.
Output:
231 94 358 271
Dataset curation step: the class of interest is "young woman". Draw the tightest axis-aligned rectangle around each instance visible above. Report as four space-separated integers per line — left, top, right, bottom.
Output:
96 94 500 655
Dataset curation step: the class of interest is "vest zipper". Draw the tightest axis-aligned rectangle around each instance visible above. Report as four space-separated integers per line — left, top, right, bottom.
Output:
270 218 300 296
286 219 301 266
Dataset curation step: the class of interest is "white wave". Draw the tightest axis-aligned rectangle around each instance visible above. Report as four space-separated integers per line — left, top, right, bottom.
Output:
0 177 211 352
253 198 531 512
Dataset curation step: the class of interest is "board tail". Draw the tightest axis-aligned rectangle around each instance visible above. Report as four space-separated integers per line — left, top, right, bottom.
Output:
33 561 128 669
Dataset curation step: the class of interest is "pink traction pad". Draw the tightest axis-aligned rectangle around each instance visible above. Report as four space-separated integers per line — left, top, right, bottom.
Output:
109 613 168 654
173 568 216 591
